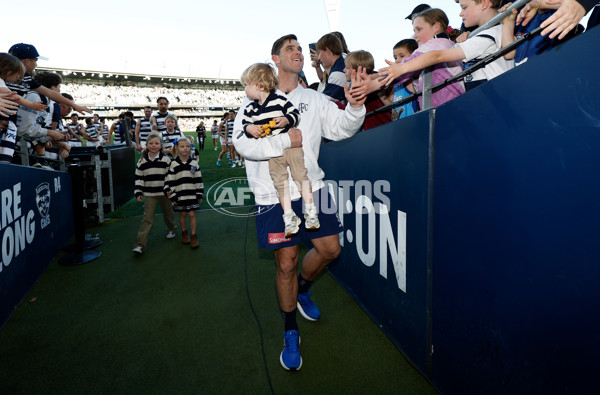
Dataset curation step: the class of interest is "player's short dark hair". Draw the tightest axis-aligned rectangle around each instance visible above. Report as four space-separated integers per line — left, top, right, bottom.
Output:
271 34 298 56
157 96 169 104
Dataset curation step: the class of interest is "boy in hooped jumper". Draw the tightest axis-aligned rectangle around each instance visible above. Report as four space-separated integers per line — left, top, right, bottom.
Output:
132 133 177 254
239 63 319 237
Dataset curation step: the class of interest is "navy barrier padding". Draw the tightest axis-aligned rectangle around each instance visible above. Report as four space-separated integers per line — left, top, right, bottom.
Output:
320 109 434 374
320 26 600 393
431 27 600 394
0 164 73 328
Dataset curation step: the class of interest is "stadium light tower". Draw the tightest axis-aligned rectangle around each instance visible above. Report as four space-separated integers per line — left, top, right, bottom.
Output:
323 0 340 32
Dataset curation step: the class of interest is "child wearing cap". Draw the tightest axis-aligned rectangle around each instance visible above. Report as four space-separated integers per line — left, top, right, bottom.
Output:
7 43 91 115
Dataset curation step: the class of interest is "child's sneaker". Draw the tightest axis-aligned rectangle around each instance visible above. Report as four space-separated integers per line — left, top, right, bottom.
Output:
283 212 300 237
304 205 320 230
132 246 143 254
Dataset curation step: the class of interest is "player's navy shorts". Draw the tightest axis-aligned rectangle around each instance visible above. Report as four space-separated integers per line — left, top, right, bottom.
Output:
255 188 343 249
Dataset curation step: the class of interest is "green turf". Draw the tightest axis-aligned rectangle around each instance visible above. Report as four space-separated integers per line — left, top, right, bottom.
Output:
0 139 438 394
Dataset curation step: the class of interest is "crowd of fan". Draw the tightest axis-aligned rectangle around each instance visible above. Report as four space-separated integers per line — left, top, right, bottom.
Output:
62 82 245 107
1 0 598 170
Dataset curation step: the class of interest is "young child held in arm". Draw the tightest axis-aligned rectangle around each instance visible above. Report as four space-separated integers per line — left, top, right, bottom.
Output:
239 63 320 237
133 133 177 254
164 137 204 249
379 1 514 92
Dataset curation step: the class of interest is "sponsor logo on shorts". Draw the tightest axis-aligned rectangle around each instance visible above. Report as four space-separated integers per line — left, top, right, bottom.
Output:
268 232 291 244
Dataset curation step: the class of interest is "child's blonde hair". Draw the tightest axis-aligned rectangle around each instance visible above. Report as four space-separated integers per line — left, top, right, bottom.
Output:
344 50 375 74
414 8 450 33
142 133 163 158
240 63 278 92
165 114 178 129
0 52 26 82
171 136 193 158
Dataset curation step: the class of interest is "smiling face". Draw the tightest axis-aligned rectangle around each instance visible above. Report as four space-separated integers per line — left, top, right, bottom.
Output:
146 137 162 154
412 16 441 46
273 39 304 75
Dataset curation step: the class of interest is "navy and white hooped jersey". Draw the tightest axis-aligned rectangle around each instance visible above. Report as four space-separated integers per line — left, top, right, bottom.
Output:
67 122 82 144
161 129 184 153
102 124 109 141
86 125 98 139
93 121 102 136
138 117 152 143
6 73 41 97
152 111 174 134
227 119 234 139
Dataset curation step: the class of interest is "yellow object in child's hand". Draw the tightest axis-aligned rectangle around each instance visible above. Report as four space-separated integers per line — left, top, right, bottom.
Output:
260 120 277 137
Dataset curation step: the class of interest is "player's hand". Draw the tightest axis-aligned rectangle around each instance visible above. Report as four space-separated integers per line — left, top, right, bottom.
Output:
540 0 586 39
137 195 143 202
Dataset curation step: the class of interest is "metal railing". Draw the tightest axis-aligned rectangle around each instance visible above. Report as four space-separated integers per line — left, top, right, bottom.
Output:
366 0 540 118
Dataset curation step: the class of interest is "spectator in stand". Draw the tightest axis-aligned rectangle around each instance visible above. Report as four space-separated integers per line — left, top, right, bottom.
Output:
15 71 68 168
315 33 348 102
341 51 391 131
7 44 90 115
386 39 420 120
378 2 511 94
406 3 431 21
135 106 153 151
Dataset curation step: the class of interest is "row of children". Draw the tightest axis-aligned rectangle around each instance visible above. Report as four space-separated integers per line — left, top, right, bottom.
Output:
305 0 597 130
133 134 204 253
0 44 91 167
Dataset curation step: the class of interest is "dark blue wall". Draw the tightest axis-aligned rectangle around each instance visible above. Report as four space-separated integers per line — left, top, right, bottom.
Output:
0 164 74 328
320 26 600 393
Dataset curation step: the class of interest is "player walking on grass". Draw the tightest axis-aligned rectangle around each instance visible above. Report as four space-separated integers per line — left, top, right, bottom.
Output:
233 34 367 371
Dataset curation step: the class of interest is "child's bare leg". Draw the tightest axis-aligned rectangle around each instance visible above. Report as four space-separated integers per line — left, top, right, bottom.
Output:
179 212 187 230
189 211 197 235
299 178 314 205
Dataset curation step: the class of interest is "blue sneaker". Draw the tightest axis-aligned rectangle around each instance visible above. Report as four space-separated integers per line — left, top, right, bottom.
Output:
216 161 221 167
297 291 321 321
280 330 302 370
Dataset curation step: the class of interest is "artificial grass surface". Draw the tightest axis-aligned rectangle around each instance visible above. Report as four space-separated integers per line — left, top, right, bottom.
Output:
0 139 437 394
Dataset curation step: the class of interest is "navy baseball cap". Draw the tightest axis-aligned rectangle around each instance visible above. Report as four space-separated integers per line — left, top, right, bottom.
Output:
8 43 48 60
406 4 431 20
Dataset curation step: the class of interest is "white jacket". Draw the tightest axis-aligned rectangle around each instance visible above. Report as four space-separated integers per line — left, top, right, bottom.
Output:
233 85 365 205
